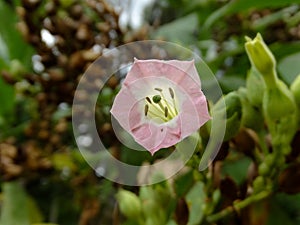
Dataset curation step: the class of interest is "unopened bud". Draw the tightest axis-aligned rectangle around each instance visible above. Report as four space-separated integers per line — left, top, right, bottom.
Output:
246 68 266 107
116 189 142 219
238 87 264 131
263 80 298 154
245 33 276 76
264 80 297 124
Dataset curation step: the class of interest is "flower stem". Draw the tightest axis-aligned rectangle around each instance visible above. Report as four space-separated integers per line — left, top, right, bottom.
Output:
257 130 269 156
263 69 278 90
206 190 271 223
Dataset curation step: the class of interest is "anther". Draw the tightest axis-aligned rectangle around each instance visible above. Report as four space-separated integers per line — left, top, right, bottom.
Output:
169 87 174 99
154 87 163 92
164 106 168 118
152 95 161 103
144 104 149 116
146 97 152 104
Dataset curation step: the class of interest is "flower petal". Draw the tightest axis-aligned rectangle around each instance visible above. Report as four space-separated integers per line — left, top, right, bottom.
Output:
110 86 138 131
124 59 200 85
130 118 182 155
111 59 211 155
179 90 210 138
167 59 201 86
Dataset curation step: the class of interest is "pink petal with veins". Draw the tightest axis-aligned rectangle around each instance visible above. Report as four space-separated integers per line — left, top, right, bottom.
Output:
110 59 210 155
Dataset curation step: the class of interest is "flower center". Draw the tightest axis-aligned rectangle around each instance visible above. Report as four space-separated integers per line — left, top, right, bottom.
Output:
144 87 179 123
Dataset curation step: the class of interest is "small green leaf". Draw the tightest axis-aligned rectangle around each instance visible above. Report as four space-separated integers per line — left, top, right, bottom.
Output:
0 182 30 225
31 224 58 225
152 13 198 44
0 182 43 225
0 1 34 69
174 169 194 197
185 181 206 225
166 220 178 225
204 0 300 28
267 193 300 225
0 76 14 117
222 155 252 185
278 52 300 85
0 34 9 65
218 75 246 93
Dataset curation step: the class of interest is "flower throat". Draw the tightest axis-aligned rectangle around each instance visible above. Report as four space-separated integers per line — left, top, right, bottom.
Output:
144 87 179 123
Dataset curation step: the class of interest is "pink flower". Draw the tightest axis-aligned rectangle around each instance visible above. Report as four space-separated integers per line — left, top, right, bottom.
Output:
110 59 210 155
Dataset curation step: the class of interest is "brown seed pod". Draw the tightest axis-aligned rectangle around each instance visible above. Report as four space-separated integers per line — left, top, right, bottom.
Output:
0 143 18 158
55 119 68 133
1 71 17 84
48 68 65 81
69 4 83 19
76 24 92 41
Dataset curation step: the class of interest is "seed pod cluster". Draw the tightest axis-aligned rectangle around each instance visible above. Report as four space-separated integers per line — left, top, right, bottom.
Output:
1 0 148 182
0 140 52 181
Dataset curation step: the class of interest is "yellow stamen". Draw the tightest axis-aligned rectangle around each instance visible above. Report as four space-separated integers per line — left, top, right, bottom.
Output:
164 106 168 118
144 104 149 116
144 87 179 123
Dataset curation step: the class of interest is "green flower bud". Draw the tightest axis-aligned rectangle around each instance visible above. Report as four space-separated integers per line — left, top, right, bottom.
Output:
146 216 165 225
258 162 270 176
140 186 155 201
253 176 265 193
213 92 242 141
153 185 172 206
116 189 142 219
142 199 166 224
246 68 266 107
238 87 264 131
140 186 169 225
245 34 299 153
263 80 298 154
264 80 296 121
290 74 300 108
264 154 275 167
245 33 277 84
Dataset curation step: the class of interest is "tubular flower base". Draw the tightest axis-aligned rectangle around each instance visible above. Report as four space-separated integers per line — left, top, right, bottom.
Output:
110 59 210 155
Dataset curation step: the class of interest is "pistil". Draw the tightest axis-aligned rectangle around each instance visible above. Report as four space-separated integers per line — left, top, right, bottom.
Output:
144 87 179 123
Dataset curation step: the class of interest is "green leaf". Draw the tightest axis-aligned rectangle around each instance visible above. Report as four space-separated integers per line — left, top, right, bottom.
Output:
185 181 206 225
0 34 9 66
0 76 14 117
278 52 300 85
174 169 194 197
218 75 246 93
221 155 252 185
31 224 58 225
0 182 43 225
27 197 44 224
228 0 300 13
0 1 34 69
266 193 300 225
152 13 198 44
0 182 30 225
271 42 300 60
204 0 300 28
122 221 140 225
251 6 299 31
166 220 178 225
